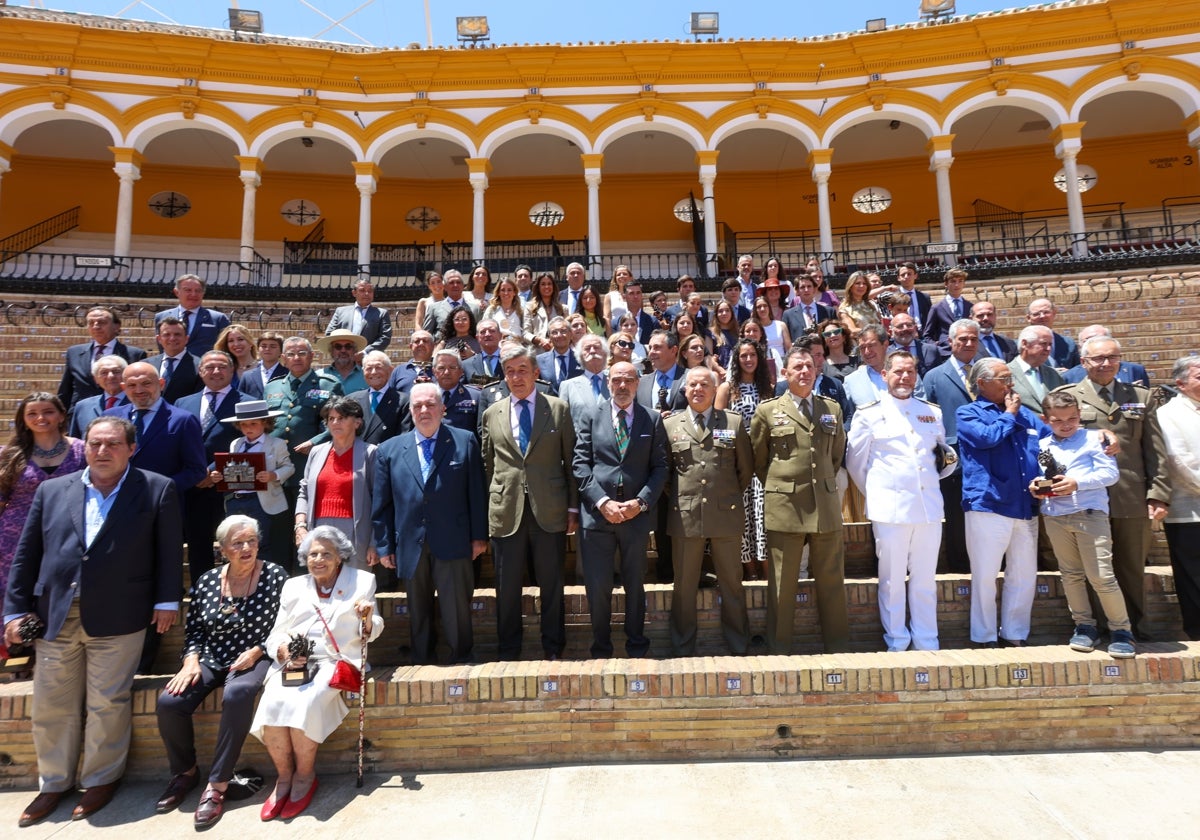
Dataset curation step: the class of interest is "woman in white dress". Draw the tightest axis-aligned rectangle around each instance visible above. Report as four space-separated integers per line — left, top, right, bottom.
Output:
251 526 383 821
413 271 444 333
464 264 492 308
482 276 525 340
602 264 631 328
751 295 790 378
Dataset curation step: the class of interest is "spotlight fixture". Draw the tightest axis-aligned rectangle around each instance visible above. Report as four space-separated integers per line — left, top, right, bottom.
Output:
456 16 490 44
228 8 263 34
690 12 719 38
865 18 887 32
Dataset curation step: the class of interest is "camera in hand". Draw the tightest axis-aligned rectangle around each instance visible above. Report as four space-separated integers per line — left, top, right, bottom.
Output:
281 633 316 686
1034 450 1065 496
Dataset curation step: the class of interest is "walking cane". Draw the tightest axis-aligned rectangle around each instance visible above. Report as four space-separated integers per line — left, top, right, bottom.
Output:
357 615 368 788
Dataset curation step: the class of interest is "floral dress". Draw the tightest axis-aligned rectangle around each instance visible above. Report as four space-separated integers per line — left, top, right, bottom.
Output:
730 382 767 565
0 440 86 595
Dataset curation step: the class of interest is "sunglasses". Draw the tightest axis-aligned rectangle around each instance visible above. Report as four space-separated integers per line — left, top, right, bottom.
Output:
822 328 843 336
613 340 635 349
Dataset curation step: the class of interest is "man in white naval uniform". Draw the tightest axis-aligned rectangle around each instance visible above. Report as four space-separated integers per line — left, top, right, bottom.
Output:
847 350 958 651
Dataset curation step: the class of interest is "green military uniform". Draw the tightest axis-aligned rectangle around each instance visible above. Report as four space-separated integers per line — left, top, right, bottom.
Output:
264 368 342 486
750 392 850 654
664 407 754 655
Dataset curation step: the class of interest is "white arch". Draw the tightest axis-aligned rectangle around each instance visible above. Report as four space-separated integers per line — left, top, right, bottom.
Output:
1071 73 1200 121
0 102 121 149
709 113 820 154
821 105 940 148
594 115 704 155
478 119 592 159
366 123 477 164
249 121 362 160
125 113 248 156
943 89 1070 134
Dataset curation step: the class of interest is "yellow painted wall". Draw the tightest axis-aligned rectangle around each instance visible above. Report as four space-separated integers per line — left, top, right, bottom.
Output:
3 131 1196 247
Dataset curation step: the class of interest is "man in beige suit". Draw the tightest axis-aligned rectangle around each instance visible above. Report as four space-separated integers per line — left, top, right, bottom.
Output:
1055 335 1170 638
751 346 850 655
1008 325 1064 414
664 366 754 656
481 345 578 660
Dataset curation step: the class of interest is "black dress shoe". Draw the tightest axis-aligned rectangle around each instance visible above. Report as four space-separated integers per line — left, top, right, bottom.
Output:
19 790 67 827
72 780 120 820
1001 638 1027 647
156 771 199 813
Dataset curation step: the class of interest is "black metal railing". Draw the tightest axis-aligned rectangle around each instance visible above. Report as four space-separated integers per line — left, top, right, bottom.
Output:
439 237 587 274
282 218 326 264
0 205 80 259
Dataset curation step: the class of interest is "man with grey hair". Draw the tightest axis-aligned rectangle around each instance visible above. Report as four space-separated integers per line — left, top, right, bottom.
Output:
1156 355 1200 639
422 268 481 335
1055 334 1170 638
558 262 587 314
423 348 480 437
324 277 392 354
666 365 754 655
734 254 757 310
481 343 578 660
348 350 401 445
1062 325 1150 387
462 318 503 384
536 316 582 393
557 333 610 426
68 354 131 437
1008 325 1064 413
1025 297 1078 370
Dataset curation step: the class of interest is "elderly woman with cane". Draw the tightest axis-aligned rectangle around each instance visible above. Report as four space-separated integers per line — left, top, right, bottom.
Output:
249 525 382 820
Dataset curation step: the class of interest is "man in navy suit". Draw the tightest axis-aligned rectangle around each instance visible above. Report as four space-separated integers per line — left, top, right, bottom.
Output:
68 354 131 438
895 263 933 330
154 274 230 356
572 361 669 658
4 416 182 826
922 319 981 573
57 307 147 412
921 268 973 353
1061 324 1150 387
324 278 392 355
238 331 287 399
719 278 753 324
888 313 943 375
176 350 247 581
461 319 504 385
1026 297 1079 370
349 350 403 445
389 330 436 394
373 382 487 665
537 317 583 394
663 274 709 329
971 301 1018 362
782 274 836 339
144 317 202 404
612 280 657 344
557 262 588 315
407 348 481 438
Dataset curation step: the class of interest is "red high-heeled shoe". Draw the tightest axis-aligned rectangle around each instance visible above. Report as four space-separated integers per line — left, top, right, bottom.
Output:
279 777 318 819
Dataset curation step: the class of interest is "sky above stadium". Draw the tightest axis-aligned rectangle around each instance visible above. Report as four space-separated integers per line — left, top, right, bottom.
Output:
39 1 1051 47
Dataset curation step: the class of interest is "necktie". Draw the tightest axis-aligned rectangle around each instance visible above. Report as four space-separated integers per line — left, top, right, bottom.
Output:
420 437 435 482
571 290 580 313
592 374 603 397
290 376 301 394
798 398 812 421
203 391 217 425
953 299 963 319
133 408 145 440
807 306 816 327
1099 386 1113 406
164 356 176 382
695 412 707 433
354 307 367 333
616 410 630 456
485 355 497 377
518 399 532 453
959 363 972 394
443 390 453 408
104 395 117 410
181 310 192 335
94 343 106 361
1030 367 1045 400
370 390 381 412
557 355 568 381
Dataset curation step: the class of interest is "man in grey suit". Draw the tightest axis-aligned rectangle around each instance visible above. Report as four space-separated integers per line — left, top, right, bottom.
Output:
5 417 182 826
324 278 392 355
922 318 981 573
57 307 147 412
1008 325 1064 414
557 333 611 427
573 361 668 657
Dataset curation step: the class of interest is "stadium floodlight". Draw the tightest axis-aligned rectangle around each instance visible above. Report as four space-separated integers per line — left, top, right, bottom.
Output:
690 13 719 37
228 9 264 34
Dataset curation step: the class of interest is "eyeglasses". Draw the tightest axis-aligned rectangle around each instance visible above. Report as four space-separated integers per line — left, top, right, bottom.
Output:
283 351 311 358
613 340 635 349
1086 354 1122 364
822 328 843 336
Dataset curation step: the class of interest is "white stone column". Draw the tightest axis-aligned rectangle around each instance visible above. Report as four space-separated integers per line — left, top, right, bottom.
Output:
466 158 491 263
927 135 957 264
235 156 261 259
808 149 834 274
353 162 380 278
109 146 144 258
1053 123 1088 258
581 153 603 281
696 151 719 278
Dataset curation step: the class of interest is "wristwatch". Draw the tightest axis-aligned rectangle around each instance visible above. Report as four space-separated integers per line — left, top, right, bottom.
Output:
637 499 649 514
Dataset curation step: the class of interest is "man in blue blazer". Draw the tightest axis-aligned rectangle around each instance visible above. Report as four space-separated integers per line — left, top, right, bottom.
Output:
175 350 248 581
781 274 837 338
612 281 658 344
1061 324 1150 387
144 317 202 404
4 416 182 826
323 278 392 354
154 274 230 356
1025 297 1080 370
373 382 487 664
536 317 583 394
349 350 404 445
922 319 981 574
921 268 973 353
572 361 669 658
57 307 147 412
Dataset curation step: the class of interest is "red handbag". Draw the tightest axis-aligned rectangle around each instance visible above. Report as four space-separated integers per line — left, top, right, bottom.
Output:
314 605 363 692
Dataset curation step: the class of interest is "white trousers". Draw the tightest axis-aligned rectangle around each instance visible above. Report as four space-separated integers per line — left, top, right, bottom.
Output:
873 521 942 651
965 511 1038 643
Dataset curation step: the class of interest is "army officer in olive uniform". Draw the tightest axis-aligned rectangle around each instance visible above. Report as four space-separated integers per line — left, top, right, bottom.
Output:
664 366 755 656
751 346 850 655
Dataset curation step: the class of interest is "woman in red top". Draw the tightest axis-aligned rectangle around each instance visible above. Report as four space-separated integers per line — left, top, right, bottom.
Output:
293 398 377 568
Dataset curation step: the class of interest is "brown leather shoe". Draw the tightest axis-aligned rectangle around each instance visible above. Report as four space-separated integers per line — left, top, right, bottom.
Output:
18 791 66 827
71 781 120 820
156 771 199 813
193 788 225 830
